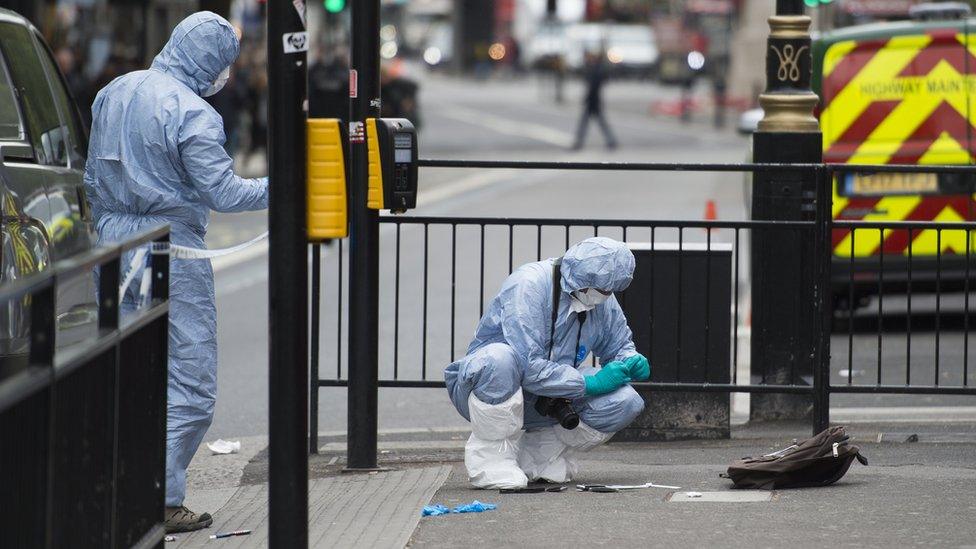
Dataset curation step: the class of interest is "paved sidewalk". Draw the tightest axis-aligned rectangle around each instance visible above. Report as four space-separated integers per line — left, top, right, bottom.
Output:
411 430 976 548
170 466 450 548
173 422 976 548
168 433 455 548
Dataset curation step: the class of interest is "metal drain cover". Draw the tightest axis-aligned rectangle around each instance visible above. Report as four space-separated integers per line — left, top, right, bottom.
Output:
667 491 775 502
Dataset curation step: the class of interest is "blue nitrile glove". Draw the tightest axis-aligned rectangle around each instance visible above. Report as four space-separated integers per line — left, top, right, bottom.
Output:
624 354 650 381
422 504 450 516
584 362 631 396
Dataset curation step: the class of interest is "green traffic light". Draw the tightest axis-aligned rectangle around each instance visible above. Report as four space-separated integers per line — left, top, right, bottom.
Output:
803 0 833 5
324 0 346 12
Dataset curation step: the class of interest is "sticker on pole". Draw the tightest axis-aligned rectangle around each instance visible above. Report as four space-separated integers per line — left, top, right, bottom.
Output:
349 69 358 98
349 121 365 143
282 32 308 54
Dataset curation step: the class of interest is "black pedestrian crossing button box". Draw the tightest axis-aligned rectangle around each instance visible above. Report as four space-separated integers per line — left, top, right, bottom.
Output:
366 118 418 214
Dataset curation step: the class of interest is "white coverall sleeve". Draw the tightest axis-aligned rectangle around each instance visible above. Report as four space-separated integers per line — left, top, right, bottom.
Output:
591 295 638 365
500 278 586 399
178 108 269 213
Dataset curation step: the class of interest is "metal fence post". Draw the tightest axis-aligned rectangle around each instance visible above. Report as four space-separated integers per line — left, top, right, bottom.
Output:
347 0 381 471
98 253 121 547
267 0 309 546
98 256 120 331
151 231 169 302
309 244 320 454
29 281 56 548
28 283 56 369
812 166 832 434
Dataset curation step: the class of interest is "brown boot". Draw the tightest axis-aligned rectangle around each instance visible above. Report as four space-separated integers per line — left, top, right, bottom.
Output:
164 505 213 533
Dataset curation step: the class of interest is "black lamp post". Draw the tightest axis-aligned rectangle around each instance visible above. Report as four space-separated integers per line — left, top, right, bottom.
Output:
750 0 823 423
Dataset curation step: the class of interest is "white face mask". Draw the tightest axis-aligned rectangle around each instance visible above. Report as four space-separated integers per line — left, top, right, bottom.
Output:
202 67 230 97
569 288 611 313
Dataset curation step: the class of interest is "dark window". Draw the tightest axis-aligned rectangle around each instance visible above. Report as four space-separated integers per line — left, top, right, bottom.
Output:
0 51 22 141
33 33 86 164
0 22 66 166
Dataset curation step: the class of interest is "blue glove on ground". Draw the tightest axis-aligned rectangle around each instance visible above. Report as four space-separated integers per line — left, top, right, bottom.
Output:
584 362 631 396
624 354 651 381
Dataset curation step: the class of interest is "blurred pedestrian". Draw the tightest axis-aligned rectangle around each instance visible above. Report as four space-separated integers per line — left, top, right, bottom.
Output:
571 50 617 151
54 47 93 128
244 46 268 156
309 47 349 120
505 36 522 72
84 12 268 533
206 69 247 156
380 61 421 128
91 54 128 97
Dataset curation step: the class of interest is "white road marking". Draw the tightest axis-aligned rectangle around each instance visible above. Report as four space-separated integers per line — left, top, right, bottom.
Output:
832 406 976 423
416 168 519 207
438 103 575 148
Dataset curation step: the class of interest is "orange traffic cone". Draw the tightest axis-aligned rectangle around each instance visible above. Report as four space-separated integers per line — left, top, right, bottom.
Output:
704 199 717 233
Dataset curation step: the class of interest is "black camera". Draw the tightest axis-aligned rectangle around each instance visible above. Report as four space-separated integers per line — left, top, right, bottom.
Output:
534 396 580 430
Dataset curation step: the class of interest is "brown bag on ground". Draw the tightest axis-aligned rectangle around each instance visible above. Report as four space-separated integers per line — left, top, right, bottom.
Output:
722 426 868 490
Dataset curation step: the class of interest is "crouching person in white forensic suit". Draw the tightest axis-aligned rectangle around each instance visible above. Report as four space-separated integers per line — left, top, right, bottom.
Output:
444 237 650 489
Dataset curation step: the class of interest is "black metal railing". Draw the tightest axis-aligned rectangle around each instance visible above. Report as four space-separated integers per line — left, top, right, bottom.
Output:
827 165 976 397
310 161 976 448
309 162 830 440
318 215 819 391
0 225 170 549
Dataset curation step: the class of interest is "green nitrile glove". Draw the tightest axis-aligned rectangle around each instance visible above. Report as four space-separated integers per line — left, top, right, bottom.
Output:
584 363 631 396
624 354 651 381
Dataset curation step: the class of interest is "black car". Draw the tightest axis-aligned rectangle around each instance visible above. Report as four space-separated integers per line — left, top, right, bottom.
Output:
0 8 96 374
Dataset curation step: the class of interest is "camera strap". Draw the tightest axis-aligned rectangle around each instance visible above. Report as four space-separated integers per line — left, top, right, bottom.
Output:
549 258 585 368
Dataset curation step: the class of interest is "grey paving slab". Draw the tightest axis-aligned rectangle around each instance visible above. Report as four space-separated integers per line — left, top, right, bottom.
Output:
667 490 773 502
186 435 268 493
410 441 976 548
169 465 451 549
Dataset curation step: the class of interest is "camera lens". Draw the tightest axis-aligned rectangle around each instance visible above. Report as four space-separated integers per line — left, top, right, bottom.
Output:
554 405 580 430
534 396 580 430
548 399 580 430
559 413 580 430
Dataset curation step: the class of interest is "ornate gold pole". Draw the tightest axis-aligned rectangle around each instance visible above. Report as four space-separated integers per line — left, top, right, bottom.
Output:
758 14 820 132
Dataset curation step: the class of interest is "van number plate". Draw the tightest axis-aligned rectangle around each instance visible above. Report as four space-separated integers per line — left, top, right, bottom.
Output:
846 172 938 196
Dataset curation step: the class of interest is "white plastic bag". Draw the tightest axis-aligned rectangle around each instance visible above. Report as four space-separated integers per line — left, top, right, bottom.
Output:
206 439 241 455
